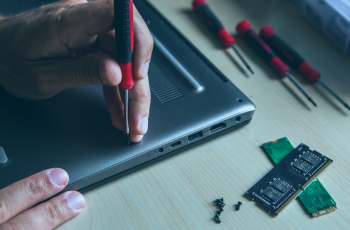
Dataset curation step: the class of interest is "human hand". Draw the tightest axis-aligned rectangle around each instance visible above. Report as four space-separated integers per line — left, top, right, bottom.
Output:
0 168 85 230
0 0 153 142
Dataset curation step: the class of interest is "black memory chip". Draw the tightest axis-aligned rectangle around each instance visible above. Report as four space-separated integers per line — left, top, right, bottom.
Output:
271 179 290 193
301 152 320 165
262 187 281 202
293 160 312 173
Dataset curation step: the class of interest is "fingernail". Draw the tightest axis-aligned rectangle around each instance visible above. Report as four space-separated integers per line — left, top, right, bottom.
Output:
134 135 144 142
67 192 85 210
139 116 149 133
49 169 68 187
141 62 150 78
99 64 111 84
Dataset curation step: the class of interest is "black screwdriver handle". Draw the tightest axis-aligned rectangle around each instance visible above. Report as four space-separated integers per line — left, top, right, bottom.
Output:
114 0 135 90
193 0 234 48
236 20 290 77
260 26 321 83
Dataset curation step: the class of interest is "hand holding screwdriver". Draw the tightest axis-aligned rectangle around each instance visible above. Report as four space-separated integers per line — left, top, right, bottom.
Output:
236 20 317 107
260 26 350 111
0 0 152 143
192 0 254 74
115 0 135 145
113 0 153 144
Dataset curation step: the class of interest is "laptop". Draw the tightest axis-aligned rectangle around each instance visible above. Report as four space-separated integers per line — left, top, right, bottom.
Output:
0 0 255 192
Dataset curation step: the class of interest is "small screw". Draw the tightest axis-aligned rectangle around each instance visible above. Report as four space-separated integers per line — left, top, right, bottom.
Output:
217 208 224 216
214 197 224 203
214 214 221 223
236 202 242 210
216 202 225 208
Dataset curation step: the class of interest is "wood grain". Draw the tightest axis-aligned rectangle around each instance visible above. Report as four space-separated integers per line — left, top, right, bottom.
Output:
58 0 350 229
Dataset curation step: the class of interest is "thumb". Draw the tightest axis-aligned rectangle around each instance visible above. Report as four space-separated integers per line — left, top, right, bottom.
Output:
48 53 122 88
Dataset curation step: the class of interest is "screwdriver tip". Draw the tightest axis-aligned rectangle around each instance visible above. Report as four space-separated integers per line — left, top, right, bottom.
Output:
344 103 350 111
309 98 317 107
248 67 254 75
126 134 130 146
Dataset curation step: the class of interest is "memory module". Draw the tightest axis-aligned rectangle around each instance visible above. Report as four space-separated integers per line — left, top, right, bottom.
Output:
246 143 332 215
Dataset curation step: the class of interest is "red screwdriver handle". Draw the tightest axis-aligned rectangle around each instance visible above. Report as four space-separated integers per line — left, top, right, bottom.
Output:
260 26 321 83
193 0 234 48
236 21 289 77
115 0 135 90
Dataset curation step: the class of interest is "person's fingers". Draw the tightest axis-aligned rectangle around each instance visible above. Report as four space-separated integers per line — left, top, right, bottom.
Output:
0 168 68 225
98 31 117 57
40 53 122 94
128 6 152 142
58 0 115 50
128 77 151 142
97 7 154 80
0 191 85 230
103 85 125 132
132 6 154 80
98 6 153 142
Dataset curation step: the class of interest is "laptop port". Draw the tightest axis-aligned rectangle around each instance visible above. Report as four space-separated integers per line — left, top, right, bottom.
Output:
210 122 226 134
188 131 203 142
171 141 181 148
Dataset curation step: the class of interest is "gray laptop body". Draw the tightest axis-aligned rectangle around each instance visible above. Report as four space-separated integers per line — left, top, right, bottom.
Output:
0 0 255 191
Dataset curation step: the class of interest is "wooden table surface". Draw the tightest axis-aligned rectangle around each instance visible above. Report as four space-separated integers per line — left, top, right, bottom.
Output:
58 0 350 229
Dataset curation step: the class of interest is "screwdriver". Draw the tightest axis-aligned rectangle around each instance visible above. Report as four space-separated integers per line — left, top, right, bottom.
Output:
260 26 350 111
192 0 254 74
115 0 135 145
236 20 317 107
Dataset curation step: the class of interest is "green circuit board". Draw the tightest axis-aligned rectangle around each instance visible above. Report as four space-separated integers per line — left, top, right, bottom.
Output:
262 137 337 217
262 137 294 165
299 178 337 217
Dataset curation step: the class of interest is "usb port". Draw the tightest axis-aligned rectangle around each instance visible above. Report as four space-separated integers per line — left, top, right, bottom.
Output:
171 141 181 148
188 131 203 142
210 123 226 133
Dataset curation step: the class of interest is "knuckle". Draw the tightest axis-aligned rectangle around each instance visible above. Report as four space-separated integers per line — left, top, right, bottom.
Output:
139 83 151 103
105 0 114 13
0 223 20 230
44 201 65 223
52 5 75 43
77 56 97 85
143 88 151 102
23 177 49 200
135 89 151 105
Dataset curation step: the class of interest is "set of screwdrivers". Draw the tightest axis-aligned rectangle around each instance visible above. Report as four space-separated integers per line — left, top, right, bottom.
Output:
192 0 349 111
192 0 253 75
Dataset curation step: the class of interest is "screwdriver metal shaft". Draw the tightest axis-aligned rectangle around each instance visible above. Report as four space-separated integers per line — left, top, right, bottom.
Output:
115 0 135 145
237 20 317 107
124 90 130 145
316 79 350 110
230 44 254 74
193 0 254 74
260 26 349 111
286 73 317 107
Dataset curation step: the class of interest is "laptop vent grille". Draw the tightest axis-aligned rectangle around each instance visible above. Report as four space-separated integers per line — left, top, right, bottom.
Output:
148 63 184 103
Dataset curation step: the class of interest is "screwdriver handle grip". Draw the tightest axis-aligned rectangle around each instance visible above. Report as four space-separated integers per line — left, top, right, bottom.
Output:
236 20 289 77
114 0 135 90
260 26 321 83
193 0 235 48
